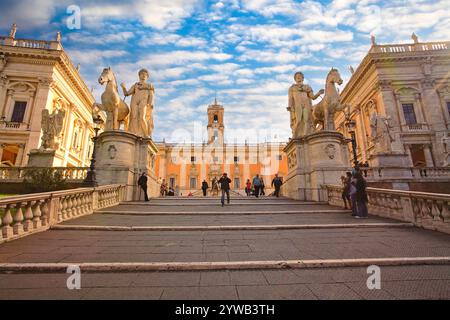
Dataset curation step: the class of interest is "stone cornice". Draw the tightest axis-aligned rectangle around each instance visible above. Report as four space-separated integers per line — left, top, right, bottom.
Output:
341 46 450 103
0 44 95 110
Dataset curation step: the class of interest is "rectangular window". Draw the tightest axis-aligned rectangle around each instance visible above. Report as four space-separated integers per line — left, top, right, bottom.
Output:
191 156 196 163
234 156 239 163
11 101 27 123
190 177 197 189
234 178 240 189
402 103 417 125
278 155 283 160
213 156 219 162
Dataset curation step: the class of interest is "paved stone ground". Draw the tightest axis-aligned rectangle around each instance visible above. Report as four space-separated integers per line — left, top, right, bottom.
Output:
1 196 450 299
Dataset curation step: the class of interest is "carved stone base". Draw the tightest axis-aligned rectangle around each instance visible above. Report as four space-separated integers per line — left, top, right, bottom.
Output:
283 131 350 201
27 149 56 167
95 131 159 201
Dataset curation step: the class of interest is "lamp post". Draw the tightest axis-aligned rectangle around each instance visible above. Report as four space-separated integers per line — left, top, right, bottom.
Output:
83 114 104 187
345 118 359 168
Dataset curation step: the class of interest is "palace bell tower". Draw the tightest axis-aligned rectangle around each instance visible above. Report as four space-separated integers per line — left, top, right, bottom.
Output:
207 98 224 145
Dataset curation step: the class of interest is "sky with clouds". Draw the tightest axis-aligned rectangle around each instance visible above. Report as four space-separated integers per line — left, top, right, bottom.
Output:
1 0 449 143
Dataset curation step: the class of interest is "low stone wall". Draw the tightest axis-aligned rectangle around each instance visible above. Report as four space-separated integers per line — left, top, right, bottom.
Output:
323 184 450 234
0 184 126 243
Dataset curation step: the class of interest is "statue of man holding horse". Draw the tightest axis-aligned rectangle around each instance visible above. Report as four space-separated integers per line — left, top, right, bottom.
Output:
121 69 155 138
288 72 324 137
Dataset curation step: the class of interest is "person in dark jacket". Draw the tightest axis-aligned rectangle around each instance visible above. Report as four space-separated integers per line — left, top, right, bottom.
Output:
201 180 209 197
271 174 283 197
260 178 265 196
354 171 368 218
341 172 352 209
137 172 149 202
218 173 232 206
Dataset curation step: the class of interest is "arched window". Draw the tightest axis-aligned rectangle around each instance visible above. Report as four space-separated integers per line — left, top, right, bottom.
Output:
213 114 218 123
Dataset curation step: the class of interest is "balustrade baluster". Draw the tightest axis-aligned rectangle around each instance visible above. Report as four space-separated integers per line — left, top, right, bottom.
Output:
76 194 82 215
2 204 13 238
432 200 443 221
23 201 34 232
13 203 24 235
41 199 49 226
66 196 73 218
32 200 42 228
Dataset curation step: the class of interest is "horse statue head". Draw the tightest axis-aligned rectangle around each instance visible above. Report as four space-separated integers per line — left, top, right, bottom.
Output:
98 67 117 89
326 68 343 86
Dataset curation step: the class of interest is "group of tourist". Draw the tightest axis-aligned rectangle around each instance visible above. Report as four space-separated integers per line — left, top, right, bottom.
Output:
137 172 284 205
340 168 369 218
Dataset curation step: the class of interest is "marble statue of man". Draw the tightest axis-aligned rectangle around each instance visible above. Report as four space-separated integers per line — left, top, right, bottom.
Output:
287 72 324 137
120 69 154 137
370 111 394 153
40 108 65 150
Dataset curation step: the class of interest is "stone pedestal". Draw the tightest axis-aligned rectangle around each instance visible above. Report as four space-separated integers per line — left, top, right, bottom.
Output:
95 131 159 201
283 131 350 201
27 149 56 167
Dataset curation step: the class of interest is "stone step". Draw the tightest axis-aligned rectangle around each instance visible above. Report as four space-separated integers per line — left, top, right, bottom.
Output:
96 209 351 215
52 222 413 232
120 201 327 206
1 257 449 273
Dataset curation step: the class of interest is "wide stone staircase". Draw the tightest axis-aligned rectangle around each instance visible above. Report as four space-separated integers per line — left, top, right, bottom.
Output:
0 196 449 299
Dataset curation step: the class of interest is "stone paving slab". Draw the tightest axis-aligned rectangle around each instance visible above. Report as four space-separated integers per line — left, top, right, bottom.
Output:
0 227 449 264
0 266 449 299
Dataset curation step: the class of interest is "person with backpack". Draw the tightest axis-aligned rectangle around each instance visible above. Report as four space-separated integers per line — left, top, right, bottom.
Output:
271 174 283 197
252 174 262 198
218 173 232 206
137 172 149 202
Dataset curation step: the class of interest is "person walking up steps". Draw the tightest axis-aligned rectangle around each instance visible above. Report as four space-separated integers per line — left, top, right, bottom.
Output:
218 173 232 207
137 172 149 202
260 178 265 196
245 179 251 196
253 174 262 198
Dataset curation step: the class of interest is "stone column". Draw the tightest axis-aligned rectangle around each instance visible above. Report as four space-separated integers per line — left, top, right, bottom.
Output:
0 143 5 161
378 81 402 153
0 74 8 119
405 145 414 167
27 78 53 151
423 145 434 167
2 89 14 120
421 78 446 131
16 143 25 166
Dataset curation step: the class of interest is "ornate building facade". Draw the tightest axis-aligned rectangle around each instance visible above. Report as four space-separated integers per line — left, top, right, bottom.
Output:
336 34 450 169
0 26 96 167
155 99 288 195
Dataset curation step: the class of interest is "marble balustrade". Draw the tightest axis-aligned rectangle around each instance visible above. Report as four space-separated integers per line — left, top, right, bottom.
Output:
0 184 126 243
323 184 450 234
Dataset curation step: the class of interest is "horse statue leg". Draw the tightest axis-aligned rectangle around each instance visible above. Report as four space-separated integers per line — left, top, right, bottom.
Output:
113 104 120 130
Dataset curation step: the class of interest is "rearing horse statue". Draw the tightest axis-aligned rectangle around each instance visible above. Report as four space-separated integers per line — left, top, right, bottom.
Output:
92 67 130 131
312 68 349 131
